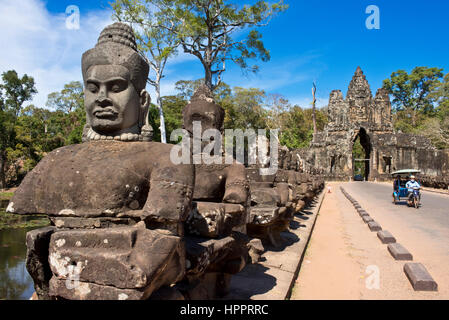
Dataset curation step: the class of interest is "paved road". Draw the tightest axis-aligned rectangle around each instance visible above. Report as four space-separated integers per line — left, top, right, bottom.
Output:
292 182 448 299
343 182 449 296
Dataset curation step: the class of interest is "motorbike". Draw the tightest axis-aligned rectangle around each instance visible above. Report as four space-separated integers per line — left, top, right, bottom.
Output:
407 187 421 209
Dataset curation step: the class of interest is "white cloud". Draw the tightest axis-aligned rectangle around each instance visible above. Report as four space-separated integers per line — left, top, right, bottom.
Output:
0 0 113 108
0 0 327 110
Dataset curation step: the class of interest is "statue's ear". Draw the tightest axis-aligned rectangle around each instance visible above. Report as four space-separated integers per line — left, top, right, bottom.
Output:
140 89 151 108
139 89 153 141
139 89 150 127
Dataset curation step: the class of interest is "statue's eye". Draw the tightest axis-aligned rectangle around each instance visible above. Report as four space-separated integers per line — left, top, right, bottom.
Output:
87 83 98 93
111 84 122 93
110 81 127 93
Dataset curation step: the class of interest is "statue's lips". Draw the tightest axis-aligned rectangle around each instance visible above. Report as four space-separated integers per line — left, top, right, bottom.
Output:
93 108 118 119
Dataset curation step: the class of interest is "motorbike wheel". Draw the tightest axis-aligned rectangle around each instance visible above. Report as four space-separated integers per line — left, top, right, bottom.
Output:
414 197 419 209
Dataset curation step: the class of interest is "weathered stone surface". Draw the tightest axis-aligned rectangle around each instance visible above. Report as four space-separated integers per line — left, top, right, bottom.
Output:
25 226 57 300
275 182 290 206
185 202 246 238
250 188 281 206
251 182 273 189
185 232 248 276
388 243 413 260
49 277 147 300
9 142 194 228
48 226 185 296
377 230 396 244
359 210 369 217
295 67 448 186
362 215 373 223
247 238 264 263
49 217 137 229
404 263 438 291
245 168 276 184
249 207 280 225
368 221 382 231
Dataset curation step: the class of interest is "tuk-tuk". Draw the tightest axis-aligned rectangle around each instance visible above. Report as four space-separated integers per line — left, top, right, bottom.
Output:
391 169 421 205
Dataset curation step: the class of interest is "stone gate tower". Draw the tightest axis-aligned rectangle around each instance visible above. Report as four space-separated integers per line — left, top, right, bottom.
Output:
297 67 448 182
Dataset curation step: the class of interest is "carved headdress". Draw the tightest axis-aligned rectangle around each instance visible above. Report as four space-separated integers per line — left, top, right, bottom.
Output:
182 84 225 134
81 22 152 141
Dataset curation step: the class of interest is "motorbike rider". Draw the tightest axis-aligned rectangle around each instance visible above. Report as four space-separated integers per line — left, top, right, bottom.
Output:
406 175 421 199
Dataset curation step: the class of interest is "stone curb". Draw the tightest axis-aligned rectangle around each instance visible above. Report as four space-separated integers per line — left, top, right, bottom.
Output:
340 187 439 294
368 221 382 231
377 230 396 244
388 243 413 261
404 263 438 292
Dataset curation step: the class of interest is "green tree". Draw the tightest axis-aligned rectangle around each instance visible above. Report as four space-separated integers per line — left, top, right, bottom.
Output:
149 95 186 143
45 81 85 146
111 0 181 143
148 0 288 90
221 87 267 130
175 78 231 102
278 105 327 149
382 67 444 126
0 70 37 188
433 72 449 118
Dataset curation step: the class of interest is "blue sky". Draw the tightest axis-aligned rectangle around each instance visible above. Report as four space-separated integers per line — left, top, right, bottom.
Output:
1 0 448 109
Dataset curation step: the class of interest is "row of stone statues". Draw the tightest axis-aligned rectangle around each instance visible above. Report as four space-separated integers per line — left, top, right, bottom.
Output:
7 23 324 300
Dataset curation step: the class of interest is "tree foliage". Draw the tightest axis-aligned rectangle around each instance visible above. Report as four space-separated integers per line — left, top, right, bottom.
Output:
0 75 85 187
146 0 288 90
383 67 444 125
383 67 449 148
111 0 181 143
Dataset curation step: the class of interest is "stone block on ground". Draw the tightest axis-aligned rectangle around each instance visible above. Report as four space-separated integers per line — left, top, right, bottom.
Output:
368 221 382 231
403 263 438 291
359 210 369 217
48 226 185 299
362 215 373 223
26 226 57 300
387 243 413 260
377 230 396 244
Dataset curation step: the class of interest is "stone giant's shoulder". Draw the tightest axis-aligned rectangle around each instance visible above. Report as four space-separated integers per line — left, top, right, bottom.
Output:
9 141 194 217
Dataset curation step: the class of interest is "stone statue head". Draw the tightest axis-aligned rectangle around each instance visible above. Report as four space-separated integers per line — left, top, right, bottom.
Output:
81 22 152 141
182 84 225 135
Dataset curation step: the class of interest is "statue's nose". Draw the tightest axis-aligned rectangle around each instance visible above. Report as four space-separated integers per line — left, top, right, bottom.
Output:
96 89 112 106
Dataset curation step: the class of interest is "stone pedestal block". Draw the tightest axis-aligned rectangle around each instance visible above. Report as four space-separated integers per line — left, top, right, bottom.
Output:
377 230 396 244
404 263 438 291
48 226 185 299
362 215 373 223
388 243 413 260
368 221 382 231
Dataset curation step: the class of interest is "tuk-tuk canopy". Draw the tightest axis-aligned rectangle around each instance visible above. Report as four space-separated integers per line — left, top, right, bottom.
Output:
391 169 421 176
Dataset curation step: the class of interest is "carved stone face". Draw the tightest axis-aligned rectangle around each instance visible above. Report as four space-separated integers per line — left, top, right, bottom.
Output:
183 101 223 135
85 65 140 134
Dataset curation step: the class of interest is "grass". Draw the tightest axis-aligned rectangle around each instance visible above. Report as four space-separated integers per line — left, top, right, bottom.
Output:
0 192 14 201
0 210 50 230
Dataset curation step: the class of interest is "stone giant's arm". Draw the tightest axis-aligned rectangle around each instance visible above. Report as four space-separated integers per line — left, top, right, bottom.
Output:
223 163 249 205
142 147 195 231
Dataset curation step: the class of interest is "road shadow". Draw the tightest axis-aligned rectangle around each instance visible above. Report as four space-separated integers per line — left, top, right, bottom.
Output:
264 231 300 252
289 220 306 230
224 264 277 299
